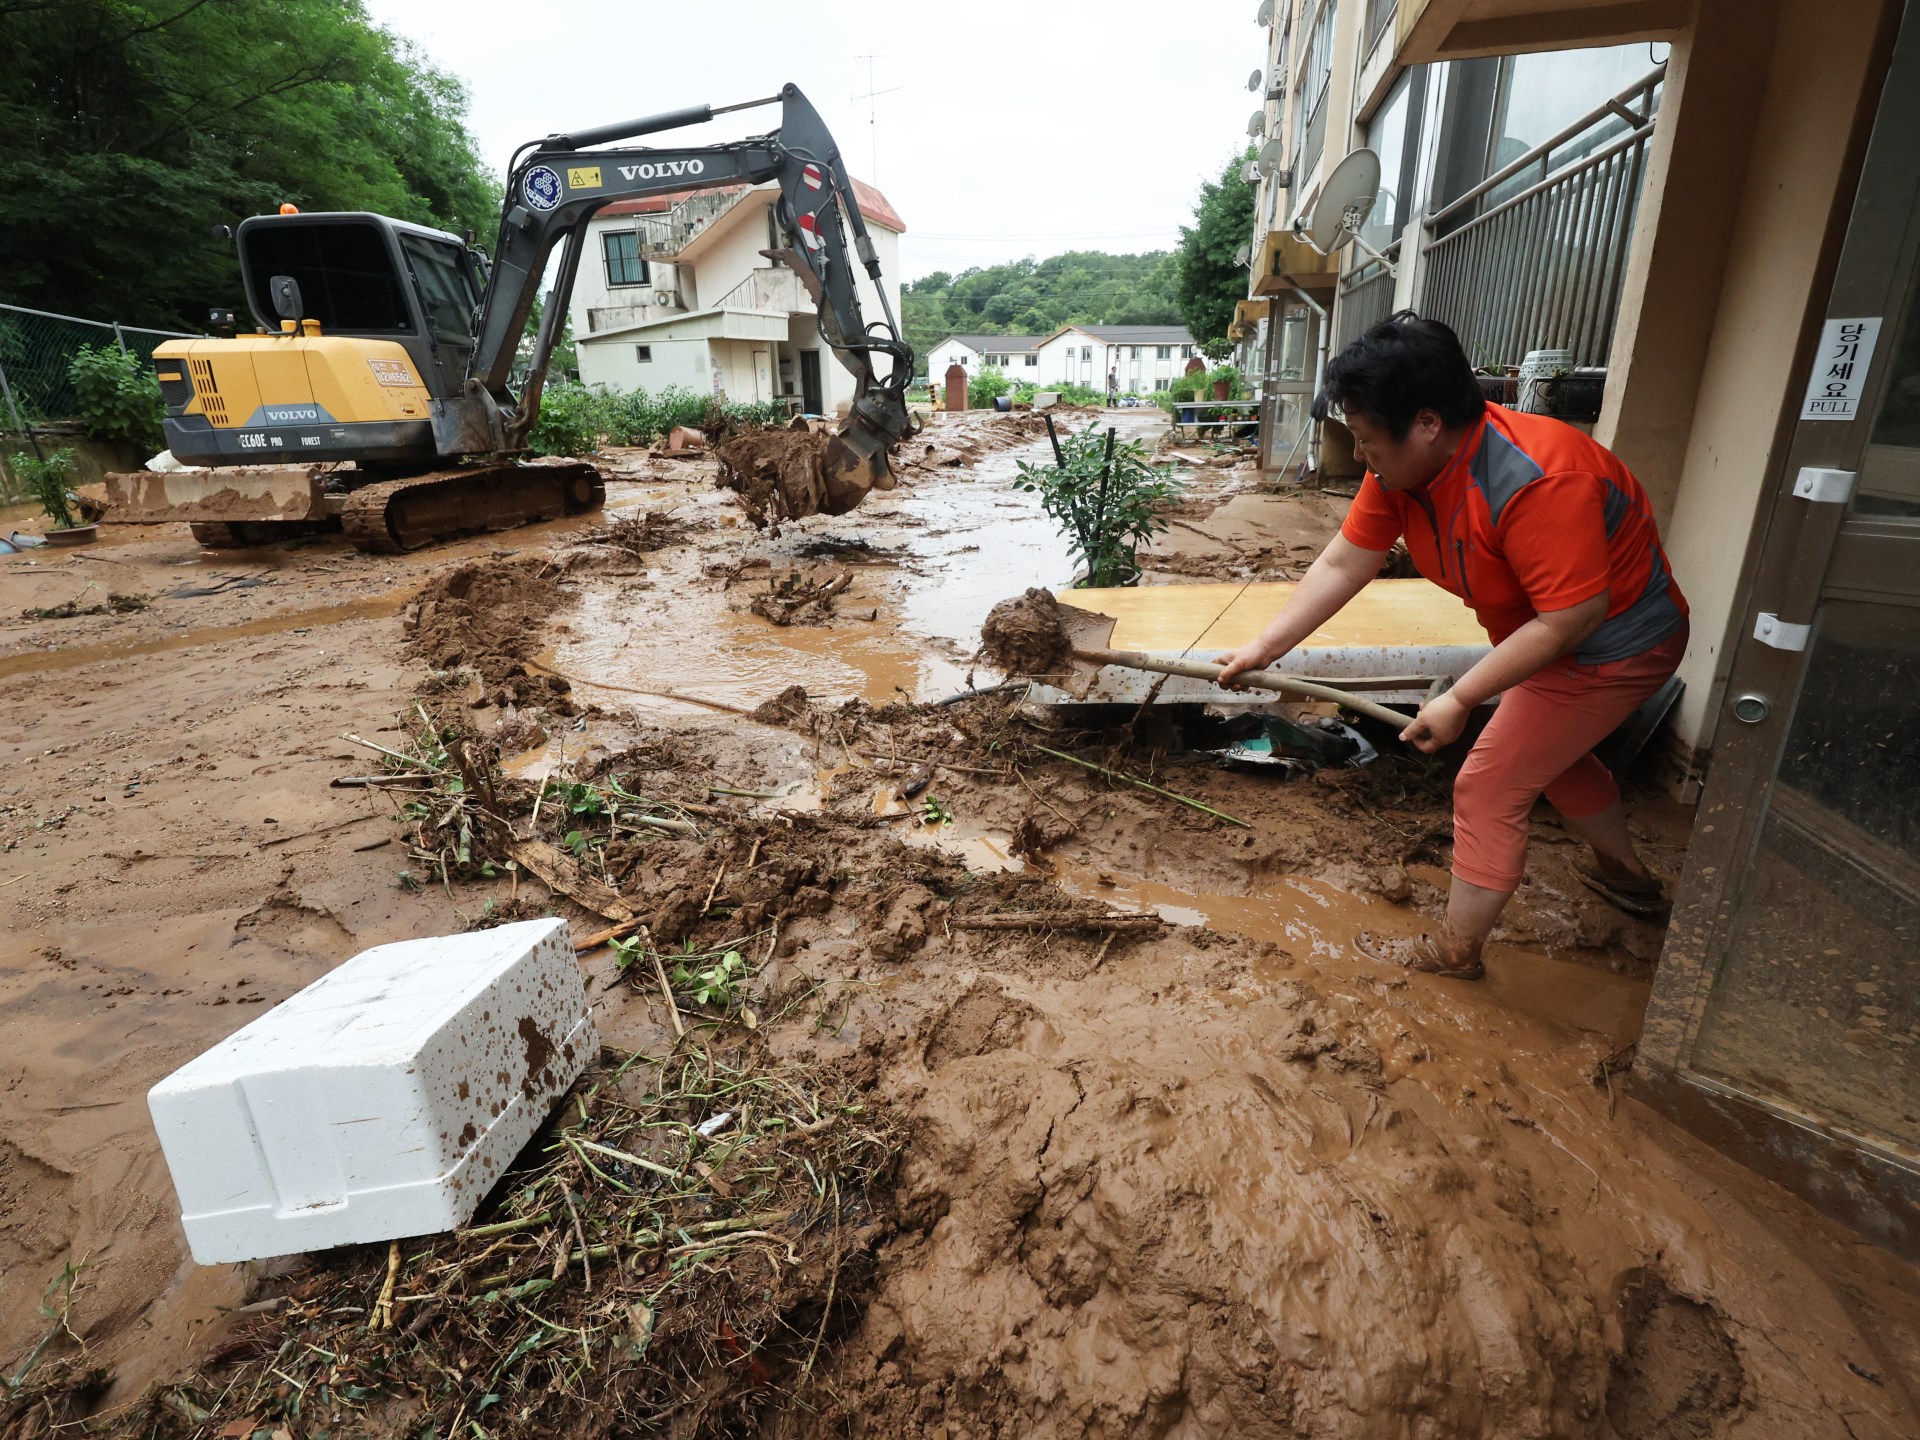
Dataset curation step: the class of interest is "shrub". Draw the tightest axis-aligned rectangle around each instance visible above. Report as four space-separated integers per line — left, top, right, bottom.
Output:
527 382 605 456
1014 423 1184 587
11 447 79 528
67 345 163 452
967 366 1011 409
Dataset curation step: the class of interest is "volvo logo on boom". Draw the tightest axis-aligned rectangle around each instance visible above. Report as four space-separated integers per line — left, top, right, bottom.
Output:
618 160 706 181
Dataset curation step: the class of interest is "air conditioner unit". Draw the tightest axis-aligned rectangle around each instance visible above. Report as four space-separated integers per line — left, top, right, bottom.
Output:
1242 160 1262 184
651 288 676 307
1268 79 1287 102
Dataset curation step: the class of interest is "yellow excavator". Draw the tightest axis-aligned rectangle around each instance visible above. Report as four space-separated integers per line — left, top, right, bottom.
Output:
107 85 915 551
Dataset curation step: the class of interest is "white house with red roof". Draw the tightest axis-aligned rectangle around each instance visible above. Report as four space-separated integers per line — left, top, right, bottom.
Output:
568 178 904 418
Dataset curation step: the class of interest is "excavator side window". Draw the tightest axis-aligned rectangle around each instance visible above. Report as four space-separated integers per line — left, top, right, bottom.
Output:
241 221 413 334
400 235 479 341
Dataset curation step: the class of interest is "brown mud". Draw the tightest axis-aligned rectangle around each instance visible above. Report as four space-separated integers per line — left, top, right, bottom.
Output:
979 586 1074 675
2 407 1918 1438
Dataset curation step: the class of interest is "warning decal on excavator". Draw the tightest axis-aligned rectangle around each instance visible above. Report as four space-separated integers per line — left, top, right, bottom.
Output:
567 167 602 189
368 359 418 387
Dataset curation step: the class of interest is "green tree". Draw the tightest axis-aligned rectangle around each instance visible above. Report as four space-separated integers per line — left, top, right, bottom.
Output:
0 0 497 331
901 250 1184 365
1174 147 1258 352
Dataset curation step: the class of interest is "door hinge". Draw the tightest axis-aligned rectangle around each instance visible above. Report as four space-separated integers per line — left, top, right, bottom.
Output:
1792 466 1856 503
1754 612 1811 651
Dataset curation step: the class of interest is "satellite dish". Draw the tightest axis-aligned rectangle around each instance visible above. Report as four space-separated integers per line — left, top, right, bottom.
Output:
1305 148 1382 253
1241 159 1261 184
1256 0 1275 23
1247 68 1264 93
1246 109 1267 138
1258 137 1285 174
1233 243 1251 267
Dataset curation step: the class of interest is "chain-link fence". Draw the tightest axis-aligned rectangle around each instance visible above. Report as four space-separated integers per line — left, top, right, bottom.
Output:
0 302 197 502
0 302 195 428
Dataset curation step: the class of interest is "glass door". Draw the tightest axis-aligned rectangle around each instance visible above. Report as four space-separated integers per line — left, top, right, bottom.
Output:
1638 3 1920 1258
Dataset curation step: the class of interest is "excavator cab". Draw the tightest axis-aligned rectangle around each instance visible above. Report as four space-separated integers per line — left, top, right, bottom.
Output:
156 213 483 469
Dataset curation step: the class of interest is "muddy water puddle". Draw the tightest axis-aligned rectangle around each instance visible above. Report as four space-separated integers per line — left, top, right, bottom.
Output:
0 589 409 680
546 420 1166 711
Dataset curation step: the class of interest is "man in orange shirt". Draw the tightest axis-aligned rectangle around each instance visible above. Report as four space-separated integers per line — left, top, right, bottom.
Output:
1219 313 1687 980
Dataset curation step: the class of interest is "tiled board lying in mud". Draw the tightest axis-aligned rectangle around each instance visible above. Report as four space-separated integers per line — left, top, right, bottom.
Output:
1036 577 1491 705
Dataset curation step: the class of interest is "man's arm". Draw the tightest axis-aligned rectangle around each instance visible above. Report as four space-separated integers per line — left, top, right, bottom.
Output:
1216 534 1388 687
1398 591 1609 753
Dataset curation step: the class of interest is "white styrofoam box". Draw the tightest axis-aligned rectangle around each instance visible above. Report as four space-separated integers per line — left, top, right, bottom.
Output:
149 918 595 1265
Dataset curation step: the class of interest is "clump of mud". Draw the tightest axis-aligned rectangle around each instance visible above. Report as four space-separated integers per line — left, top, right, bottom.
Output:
407 557 577 711
716 428 835 527
979 586 1072 674
1608 1269 1745 1438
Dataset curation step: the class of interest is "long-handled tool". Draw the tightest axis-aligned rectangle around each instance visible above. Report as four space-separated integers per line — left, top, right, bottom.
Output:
1050 601 1424 728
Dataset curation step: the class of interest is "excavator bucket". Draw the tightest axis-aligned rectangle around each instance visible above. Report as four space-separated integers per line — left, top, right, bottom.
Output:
819 394 911 515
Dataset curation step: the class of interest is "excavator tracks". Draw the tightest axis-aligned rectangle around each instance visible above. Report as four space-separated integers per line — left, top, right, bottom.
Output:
339 462 605 554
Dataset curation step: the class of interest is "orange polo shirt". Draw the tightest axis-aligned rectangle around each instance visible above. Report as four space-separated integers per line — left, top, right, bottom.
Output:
1340 405 1688 666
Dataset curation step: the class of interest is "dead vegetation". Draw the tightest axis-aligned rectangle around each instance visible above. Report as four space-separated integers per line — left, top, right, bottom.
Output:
87 1051 898 1440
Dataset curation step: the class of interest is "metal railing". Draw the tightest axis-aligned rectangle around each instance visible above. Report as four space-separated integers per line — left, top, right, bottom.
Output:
1417 67 1663 370
709 266 805 314
1336 242 1400 349
630 187 756 260
0 302 195 428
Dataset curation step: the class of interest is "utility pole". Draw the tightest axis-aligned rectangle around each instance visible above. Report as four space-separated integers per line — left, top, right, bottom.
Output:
850 53 901 183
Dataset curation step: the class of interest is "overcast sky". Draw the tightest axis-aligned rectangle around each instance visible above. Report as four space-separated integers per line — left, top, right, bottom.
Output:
360 0 1267 281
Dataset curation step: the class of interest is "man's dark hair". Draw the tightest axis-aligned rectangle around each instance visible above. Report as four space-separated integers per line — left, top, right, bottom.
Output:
1311 311 1486 440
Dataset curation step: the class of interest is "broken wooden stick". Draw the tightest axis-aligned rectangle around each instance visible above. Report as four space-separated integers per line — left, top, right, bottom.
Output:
950 911 1162 932
1029 744 1251 828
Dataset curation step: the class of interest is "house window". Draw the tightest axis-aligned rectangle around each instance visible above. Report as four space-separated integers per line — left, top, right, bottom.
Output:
1154 378 1171 391
603 231 649 288
1024 354 1038 367
635 345 652 362
1181 344 1194 358
1157 346 1172 360
1131 346 1141 360
1081 346 1092 361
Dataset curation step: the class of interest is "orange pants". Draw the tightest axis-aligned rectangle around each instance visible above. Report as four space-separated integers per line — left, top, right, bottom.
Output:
1450 627 1687 892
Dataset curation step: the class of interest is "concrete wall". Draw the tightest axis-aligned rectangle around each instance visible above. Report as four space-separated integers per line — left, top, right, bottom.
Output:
575 328 710 395
1608 0 1890 753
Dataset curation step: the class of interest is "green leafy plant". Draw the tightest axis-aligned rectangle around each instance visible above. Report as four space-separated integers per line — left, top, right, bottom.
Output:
527 382 605 456
1015 423 1184 587
669 945 749 1008
67 344 163 451
10 448 78 529
967 365 1011 409
608 935 645 971
920 795 954 827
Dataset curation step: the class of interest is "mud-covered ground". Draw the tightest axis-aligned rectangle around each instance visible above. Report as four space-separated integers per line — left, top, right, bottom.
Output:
2 409 1918 1438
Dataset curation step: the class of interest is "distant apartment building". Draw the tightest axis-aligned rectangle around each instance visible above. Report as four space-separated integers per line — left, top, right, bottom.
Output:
924 334 1044 382
1036 325 1199 391
568 178 904 416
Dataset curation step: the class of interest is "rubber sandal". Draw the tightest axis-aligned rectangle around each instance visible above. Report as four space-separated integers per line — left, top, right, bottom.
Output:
1353 929 1485 981
1573 859 1670 921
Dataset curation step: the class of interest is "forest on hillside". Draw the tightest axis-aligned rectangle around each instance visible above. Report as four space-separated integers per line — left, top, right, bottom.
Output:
901 251 1182 360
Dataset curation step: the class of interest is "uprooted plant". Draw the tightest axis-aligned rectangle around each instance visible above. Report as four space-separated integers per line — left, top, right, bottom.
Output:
103 1050 899 1440
1015 422 1184 587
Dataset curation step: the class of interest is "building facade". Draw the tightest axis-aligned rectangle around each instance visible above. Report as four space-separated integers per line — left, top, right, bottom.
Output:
568 178 904 417
924 335 1044 384
1243 0 1920 1258
1035 325 1200 392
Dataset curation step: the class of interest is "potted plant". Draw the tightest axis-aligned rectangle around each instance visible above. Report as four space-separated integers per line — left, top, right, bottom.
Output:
1015 423 1184 588
10 448 96 545
1208 364 1241 402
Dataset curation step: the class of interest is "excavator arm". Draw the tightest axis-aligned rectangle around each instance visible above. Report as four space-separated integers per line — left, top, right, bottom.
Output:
468 84 915 512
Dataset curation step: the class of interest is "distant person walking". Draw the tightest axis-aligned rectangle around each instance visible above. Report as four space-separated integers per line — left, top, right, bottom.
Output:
1217 313 1688 981
1106 370 1119 406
